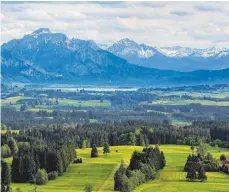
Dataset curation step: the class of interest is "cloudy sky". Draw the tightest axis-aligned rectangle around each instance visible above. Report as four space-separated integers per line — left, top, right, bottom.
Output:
1 1 229 48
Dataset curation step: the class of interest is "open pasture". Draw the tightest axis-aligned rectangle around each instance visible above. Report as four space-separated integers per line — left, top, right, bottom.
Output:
8 145 229 192
154 91 229 99
133 145 229 192
1 130 20 135
151 99 229 106
1 96 32 104
58 99 111 107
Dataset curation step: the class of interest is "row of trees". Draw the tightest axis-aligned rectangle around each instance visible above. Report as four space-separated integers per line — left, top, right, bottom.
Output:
3 120 228 152
114 145 165 191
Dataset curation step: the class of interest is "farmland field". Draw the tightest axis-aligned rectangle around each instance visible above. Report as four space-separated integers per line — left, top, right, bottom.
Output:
151 99 229 106
1 96 33 104
8 145 229 192
154 91 229 99
58 99 111 107
1 130 20 134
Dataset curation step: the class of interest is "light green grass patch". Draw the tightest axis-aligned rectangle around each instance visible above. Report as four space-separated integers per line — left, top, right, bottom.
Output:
151 99 229 106
172 119 191 126
28 108 53 113
58 99 111 107
154 91 229 99
147 110 170 114
1 130 20 134
3 157 13 165
89 119 99 123
2 96 33 105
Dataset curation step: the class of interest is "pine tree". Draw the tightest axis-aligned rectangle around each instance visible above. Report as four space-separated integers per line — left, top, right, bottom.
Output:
160 151 166 168
114 161 128 191
190 145 195 153
56 151 64 176
1 183 6 192
186 168 197 181
220 154 226 162
198 166 207 182
8 137 18 156
91 144 98 158
84 184 93 192
11 157 20 182
103 142 110 154
1 161 11 185
139 133 145 146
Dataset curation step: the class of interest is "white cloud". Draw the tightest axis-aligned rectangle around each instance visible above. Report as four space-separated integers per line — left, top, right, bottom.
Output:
1 1 229 48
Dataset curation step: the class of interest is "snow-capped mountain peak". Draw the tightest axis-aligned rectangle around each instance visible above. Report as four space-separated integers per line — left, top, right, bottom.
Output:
158 46 229 58
117 38 138 47
32 28 51 36
107 39 159 59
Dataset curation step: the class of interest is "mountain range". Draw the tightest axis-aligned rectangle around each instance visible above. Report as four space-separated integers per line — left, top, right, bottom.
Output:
1 28 229 86
106 38 229 71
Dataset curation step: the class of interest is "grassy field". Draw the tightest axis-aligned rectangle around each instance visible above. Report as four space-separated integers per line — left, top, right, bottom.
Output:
147 110 170 115
146 110 191 125
1 130 20 134
151 99 229 106
133 145 229 192
1 96 32 105
2 97 111 114
2 97 111 108
8 145 229 192
58 99 111 107
89 119 99 123
28 108 54 113
171 119 191 126
154 91 229 99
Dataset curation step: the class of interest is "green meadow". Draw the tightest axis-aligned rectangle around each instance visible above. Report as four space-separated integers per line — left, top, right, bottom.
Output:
2 96 111 109
133 145 229 192
58 99 111 107
1 96 33 104
151 99 229 106
1 130 20 134
7 145 229 192
154 91 229 99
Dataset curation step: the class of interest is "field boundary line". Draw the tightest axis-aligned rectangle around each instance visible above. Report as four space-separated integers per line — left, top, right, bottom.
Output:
97 163 120 192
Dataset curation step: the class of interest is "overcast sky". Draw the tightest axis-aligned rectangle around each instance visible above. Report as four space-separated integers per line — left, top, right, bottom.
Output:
1 1 229 48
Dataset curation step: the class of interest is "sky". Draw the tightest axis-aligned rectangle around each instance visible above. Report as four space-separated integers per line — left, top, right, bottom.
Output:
1 1 229 48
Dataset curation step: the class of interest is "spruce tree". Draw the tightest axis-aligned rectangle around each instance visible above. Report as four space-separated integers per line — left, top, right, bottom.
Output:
1 183 5 192
186 168 197 181
103 142 110 154
160 151 166 168
84 184 93 192
1 161 11 185
91 144 98 158
8 137 18 156
11 157 20 182
114 161 128 191
198 166 207 182
190 145 195 153
220 154 226 162
56 151 64 176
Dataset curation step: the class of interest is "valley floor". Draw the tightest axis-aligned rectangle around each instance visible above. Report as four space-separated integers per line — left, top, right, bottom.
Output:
8 145 229 192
